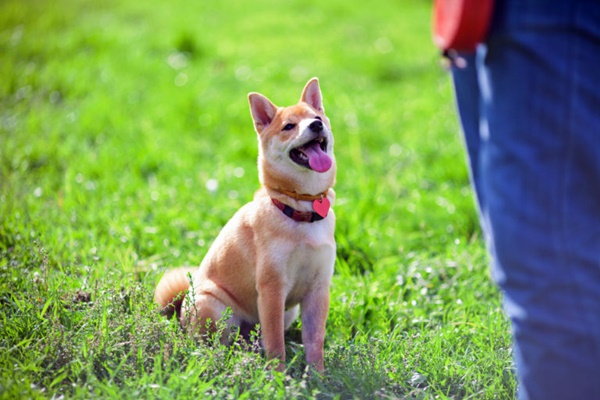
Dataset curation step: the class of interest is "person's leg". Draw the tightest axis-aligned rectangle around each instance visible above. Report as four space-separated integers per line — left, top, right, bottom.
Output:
450 53 485 212
476 1 600 398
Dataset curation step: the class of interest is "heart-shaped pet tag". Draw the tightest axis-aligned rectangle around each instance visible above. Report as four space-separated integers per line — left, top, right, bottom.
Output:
313 197 330 218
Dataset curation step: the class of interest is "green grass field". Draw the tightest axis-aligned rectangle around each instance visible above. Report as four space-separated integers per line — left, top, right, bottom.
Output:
0 0 515 398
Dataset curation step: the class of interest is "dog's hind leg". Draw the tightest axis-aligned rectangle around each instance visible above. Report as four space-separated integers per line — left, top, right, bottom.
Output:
181 292 237 344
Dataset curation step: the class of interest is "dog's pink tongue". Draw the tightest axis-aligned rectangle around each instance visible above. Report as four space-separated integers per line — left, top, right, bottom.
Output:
304 142 332 173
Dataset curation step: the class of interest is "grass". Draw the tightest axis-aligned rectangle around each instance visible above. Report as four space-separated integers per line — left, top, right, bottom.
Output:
0 0 515 398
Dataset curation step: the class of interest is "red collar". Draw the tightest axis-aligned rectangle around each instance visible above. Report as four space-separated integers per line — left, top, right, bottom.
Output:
271 198 325 223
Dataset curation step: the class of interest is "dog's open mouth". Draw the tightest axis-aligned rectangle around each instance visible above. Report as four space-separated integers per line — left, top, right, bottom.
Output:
289 136 332 173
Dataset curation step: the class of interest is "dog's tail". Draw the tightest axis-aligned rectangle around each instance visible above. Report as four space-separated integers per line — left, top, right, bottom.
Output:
154 267 196 319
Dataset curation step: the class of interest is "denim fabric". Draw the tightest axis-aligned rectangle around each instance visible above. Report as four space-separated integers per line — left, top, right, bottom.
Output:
450 1 600 399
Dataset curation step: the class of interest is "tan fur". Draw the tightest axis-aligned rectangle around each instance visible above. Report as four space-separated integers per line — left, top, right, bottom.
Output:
154 78 336 372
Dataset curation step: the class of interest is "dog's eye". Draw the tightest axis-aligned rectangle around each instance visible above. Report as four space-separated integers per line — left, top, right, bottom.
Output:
282 123 296 131
314 116 322 121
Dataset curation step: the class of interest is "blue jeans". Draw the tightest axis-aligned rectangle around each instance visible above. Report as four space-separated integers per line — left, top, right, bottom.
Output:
451 1 600 399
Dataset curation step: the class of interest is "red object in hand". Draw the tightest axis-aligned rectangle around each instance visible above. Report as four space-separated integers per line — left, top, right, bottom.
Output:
432 0 494 52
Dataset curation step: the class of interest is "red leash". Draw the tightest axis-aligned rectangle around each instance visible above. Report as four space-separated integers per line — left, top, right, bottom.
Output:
432 0 494 52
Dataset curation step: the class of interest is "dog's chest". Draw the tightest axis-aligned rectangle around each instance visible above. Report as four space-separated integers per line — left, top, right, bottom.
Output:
282 227 335 307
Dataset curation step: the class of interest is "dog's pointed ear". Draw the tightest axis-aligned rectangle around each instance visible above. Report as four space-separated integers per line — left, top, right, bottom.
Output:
248 92 278 134
300 77 324 113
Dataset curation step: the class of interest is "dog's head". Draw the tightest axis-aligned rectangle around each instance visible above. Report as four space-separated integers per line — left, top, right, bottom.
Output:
248 78 336 195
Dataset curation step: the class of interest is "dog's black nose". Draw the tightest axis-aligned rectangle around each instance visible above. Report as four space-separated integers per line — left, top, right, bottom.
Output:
309 120 323 132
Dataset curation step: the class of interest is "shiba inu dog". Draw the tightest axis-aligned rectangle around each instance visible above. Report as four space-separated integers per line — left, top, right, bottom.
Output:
154 78 336 372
